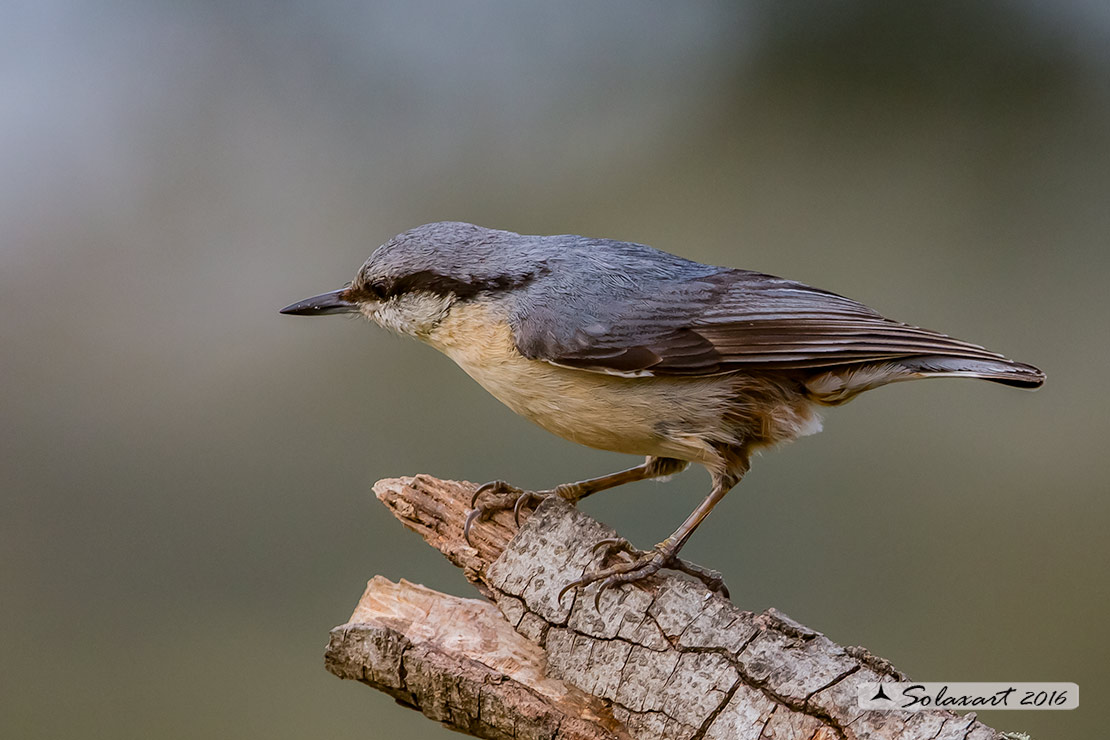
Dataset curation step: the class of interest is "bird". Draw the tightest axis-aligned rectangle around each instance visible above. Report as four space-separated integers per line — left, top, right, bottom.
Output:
280 221 1044 604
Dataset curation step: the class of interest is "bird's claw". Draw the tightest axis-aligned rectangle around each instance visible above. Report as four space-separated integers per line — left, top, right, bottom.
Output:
464 480 545 544
591 536 634 556
512 490 535 525
462 508 484 544
558 541 730 609
469 480 523 509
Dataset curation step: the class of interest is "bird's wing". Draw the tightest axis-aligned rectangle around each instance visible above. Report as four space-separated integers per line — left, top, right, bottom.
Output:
511 268 1008 376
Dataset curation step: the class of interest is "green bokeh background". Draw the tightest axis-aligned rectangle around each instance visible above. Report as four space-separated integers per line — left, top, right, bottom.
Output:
2 2 1106 738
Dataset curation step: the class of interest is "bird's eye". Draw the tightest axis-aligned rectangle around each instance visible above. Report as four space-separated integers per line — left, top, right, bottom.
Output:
366 281 389 300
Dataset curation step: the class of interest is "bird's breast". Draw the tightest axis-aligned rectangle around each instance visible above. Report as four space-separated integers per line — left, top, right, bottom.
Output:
424 301 750 465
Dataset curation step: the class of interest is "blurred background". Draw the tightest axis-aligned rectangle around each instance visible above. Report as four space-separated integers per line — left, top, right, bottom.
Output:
2 1 1107 738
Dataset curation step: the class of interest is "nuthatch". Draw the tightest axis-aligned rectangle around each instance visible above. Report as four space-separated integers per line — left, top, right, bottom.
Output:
281 221 1044 603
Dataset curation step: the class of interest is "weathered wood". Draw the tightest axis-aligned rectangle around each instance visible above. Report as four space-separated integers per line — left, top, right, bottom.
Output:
326 474 1009 740
326 577 630 739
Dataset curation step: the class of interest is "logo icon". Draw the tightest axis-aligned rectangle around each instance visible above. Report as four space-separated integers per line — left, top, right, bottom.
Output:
870 684 892 702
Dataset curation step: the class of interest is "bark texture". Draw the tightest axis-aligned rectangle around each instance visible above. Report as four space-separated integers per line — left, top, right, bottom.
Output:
325 474 1008 740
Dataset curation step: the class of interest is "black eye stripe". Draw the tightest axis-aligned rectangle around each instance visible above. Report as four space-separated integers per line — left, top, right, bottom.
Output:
365 269 541 301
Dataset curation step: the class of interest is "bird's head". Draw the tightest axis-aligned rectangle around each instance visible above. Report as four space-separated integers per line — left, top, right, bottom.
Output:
280 222 541 339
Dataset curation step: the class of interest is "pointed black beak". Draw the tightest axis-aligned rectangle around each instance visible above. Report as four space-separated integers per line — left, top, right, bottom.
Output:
279 289 359 316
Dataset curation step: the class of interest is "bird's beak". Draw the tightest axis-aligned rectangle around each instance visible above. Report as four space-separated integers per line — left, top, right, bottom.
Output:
279 289 359 316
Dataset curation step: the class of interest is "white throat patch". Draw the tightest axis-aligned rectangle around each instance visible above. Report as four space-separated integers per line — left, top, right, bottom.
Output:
361 292 455 339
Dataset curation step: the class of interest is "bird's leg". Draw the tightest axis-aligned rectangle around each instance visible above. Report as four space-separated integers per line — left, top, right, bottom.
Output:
464 457 688 543
559 462 747 609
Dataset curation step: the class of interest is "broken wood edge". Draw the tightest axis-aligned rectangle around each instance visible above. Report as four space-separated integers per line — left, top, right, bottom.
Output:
325 577 630 739
324 474 1011 740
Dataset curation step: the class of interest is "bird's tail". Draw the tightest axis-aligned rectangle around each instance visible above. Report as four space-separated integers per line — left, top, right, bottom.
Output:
805 355 1044 404
897 355 1045 389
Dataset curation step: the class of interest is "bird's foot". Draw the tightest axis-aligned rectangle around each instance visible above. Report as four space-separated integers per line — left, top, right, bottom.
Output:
558 537 730 610
463 479 587 544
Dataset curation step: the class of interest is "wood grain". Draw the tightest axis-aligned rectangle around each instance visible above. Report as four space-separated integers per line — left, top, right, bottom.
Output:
325 475 1009 740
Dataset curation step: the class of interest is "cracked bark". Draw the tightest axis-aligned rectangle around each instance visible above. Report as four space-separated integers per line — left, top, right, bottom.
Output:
325 475 1010 740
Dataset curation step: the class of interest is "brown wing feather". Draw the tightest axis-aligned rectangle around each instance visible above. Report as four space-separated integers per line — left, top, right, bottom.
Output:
543 271 1013 376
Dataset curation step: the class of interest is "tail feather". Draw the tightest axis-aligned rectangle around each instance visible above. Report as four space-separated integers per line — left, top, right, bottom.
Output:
899 356 1045 389
805 354 1044 404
